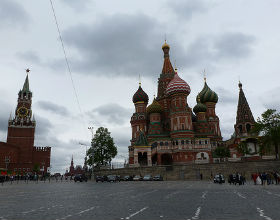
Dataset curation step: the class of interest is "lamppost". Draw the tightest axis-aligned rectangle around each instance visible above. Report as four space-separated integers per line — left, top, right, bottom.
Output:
88 126 94 178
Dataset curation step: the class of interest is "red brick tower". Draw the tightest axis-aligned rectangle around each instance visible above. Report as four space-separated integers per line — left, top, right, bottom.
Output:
69 155 74 174
234 81 255 137
166 68 194 139
147 97 163 136
7 70 36 164
130 83 149 144
197 78 222 142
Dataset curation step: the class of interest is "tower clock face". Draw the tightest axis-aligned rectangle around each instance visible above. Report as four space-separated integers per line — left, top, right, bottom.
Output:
17 107 28 117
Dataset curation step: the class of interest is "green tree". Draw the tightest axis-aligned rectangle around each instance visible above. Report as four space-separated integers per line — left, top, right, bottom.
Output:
251 109 280 159
33 163 40 173
237 142 252 156
87 127 117 167
213 146 230 158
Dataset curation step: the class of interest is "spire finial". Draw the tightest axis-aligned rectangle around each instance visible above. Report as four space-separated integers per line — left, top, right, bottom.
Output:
26 68 30 75
139 74 141 86
203 69 206 82
197 94 201 103
153 94 156 99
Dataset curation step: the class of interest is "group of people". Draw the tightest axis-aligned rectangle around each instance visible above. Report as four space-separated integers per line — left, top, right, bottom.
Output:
228 173 246 185
251 171 280 185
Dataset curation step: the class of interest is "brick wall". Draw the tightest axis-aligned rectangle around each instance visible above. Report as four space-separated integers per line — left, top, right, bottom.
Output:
94 160 280 181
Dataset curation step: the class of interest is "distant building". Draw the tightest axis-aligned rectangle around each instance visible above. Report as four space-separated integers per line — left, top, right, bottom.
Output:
65 156 84 176
0 70 51 174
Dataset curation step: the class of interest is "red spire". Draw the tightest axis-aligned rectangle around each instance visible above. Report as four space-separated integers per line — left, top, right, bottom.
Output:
161 41 175 74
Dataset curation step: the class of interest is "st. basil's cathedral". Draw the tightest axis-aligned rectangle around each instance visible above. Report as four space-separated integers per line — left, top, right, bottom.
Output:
128 41 258 167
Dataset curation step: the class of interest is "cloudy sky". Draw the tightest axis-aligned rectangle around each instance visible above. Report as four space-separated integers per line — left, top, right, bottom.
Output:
0 0 279 173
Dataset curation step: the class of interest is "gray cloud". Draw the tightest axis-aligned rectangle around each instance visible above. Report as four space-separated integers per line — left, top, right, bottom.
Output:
53 13 164 78
215 87 237 105
54 11 255 79
0 100 12 133
214 32 256 59
87 103 132 126
0 0 30 28
16 51 41 64
60 0 91 11
262 87 280 111
35 115 53 138
36 101 70 117
167 0 210 20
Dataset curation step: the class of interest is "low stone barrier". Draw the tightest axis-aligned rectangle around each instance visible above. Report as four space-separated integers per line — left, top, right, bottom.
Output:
94 160 280 181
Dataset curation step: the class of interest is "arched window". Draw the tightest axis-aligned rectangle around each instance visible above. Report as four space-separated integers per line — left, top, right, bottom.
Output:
165 142 169 146
181 140 184 145
246 124 251 132
160 142 164 146
176 141 178 145
238 125 243 133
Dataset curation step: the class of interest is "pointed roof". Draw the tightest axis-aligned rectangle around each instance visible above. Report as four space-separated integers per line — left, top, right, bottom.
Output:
236 82 255 124
22 74 30 93
161 41 175 74
135 130 149 146
132 83 149 103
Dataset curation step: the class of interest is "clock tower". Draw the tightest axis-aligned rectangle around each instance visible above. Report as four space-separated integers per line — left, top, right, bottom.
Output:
7 69 36 163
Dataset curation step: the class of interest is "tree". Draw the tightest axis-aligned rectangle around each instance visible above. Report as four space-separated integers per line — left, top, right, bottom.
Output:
33 163 40 173
87 127 117 167
237 142 252 156
213 146 230 158
251 109 280 159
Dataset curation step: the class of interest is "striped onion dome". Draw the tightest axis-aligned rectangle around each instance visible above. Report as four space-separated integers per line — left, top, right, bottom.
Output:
166 70 191 96
132 84 149 103
196 81 218 103
147 98 163 114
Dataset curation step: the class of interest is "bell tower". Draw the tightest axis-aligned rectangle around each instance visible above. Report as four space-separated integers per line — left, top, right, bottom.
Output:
7 69 36 163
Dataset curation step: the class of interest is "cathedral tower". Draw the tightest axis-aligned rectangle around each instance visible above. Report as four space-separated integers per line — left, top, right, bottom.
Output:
234 81 255 137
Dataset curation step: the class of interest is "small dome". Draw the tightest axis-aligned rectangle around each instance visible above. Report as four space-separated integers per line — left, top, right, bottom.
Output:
197 81 218 103
132 84 149 103
147 98 163 114
193 100 207 114
162 41 170 50
166 70 191 96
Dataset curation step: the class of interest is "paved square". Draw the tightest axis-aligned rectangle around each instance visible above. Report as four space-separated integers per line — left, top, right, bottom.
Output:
0 180 279 220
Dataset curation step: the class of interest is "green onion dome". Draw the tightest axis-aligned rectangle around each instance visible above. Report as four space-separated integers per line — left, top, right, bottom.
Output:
196 81 218 103
132 83 149 103
146 98 163 114
193 97 207 114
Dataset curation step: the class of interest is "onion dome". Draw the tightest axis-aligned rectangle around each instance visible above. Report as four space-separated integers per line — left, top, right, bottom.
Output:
196 80 218 103
166 69 191 96
193 96 207 114
132 83 149 103
162 40 170 50
147 98 163 114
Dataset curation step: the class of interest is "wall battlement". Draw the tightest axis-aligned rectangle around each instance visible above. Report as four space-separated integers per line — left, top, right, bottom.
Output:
33 146 51 152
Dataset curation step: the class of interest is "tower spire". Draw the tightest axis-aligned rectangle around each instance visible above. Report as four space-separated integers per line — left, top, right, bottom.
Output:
22 69 30 93
235 81 255 136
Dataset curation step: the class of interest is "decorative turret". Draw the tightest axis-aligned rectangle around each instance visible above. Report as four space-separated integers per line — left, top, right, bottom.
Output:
147 98 163 114
234 81 255 137
157 41 175 99
130 82 149 144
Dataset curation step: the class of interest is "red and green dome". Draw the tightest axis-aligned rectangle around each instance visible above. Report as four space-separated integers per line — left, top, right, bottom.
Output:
166 70 191 96
132 84 149 103
147 98 163 114
196 81 218 103
193 97 207 114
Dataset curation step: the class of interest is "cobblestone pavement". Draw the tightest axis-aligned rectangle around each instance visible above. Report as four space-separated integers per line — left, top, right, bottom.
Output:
0 180 279 220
